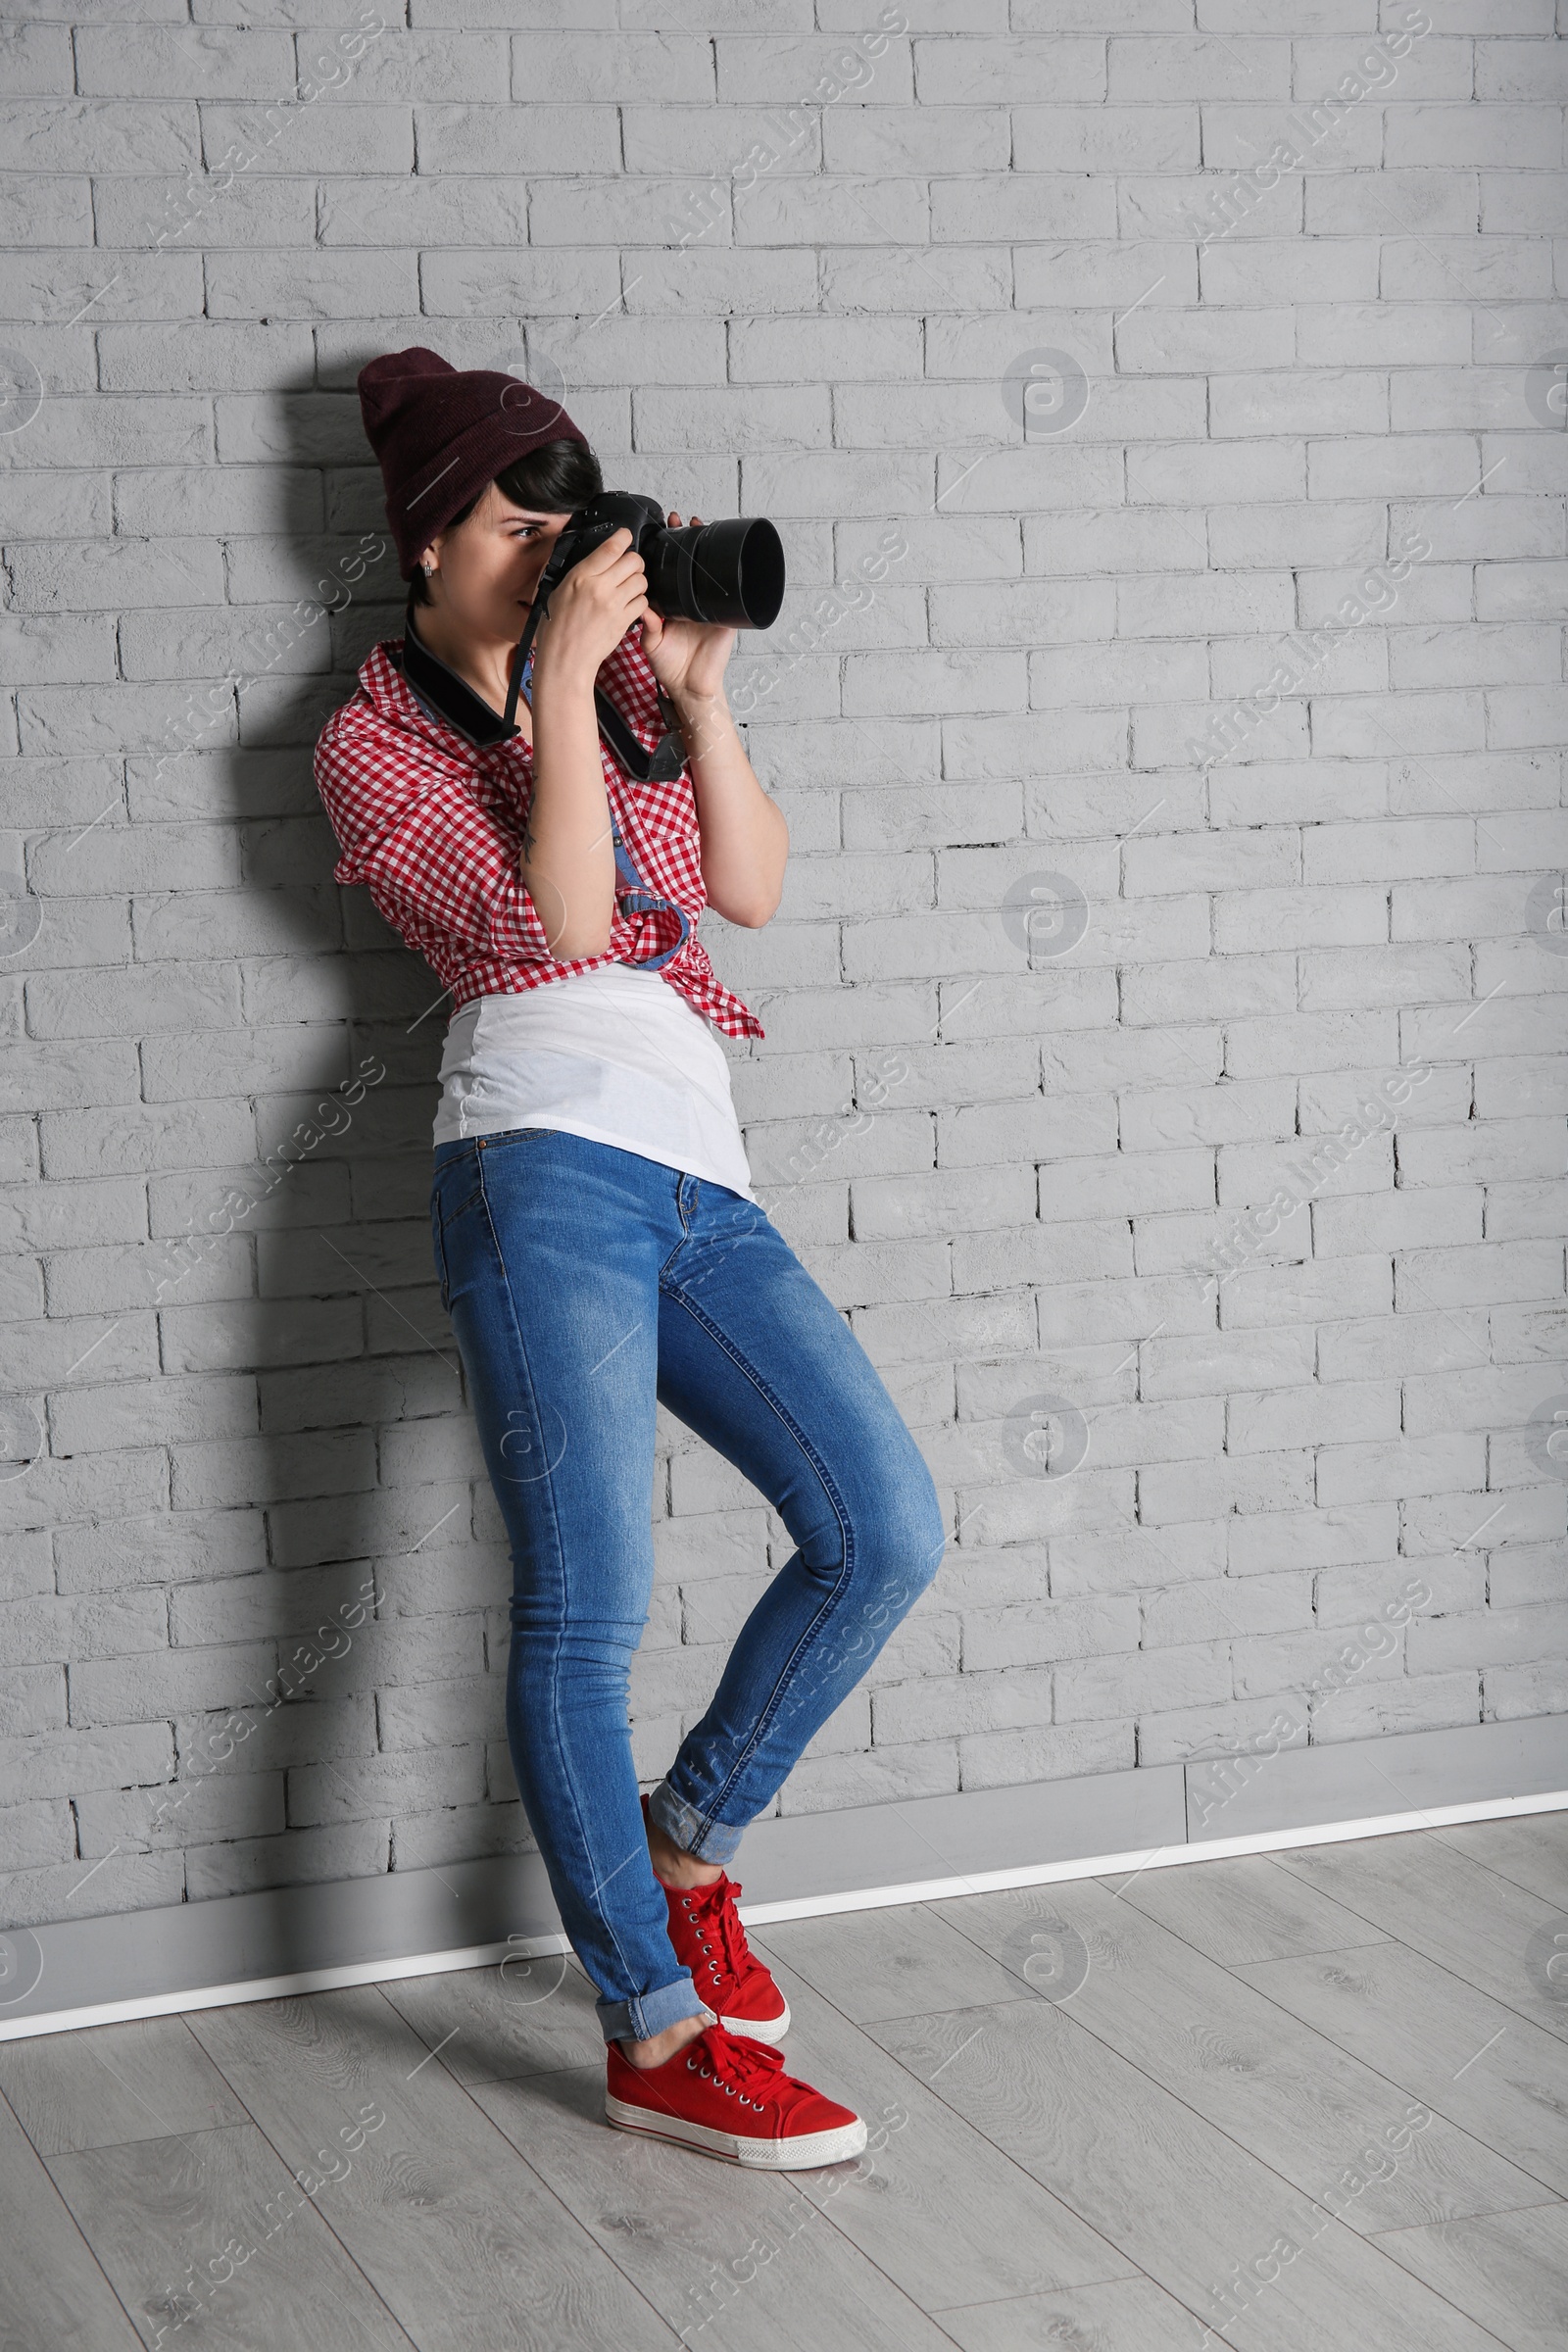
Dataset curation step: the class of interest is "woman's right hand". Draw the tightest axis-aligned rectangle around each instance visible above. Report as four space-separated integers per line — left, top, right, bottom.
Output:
531 526 648 688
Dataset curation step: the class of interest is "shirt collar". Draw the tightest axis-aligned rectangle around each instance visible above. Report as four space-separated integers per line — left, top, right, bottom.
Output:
397 604 522 751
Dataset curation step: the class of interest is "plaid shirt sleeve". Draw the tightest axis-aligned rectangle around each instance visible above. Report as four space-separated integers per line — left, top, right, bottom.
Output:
314 697 553 967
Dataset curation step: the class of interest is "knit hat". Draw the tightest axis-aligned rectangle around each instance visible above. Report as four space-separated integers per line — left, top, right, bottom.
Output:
357 346 590 579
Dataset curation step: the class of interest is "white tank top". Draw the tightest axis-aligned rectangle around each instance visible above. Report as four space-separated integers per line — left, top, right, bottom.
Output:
431 962 756 1201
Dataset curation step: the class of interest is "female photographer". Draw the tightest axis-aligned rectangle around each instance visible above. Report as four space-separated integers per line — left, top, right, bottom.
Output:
314 348 946 2170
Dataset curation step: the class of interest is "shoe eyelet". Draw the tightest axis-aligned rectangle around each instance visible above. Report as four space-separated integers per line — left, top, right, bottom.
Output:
724 2083 735 2095
686 2056 697 2069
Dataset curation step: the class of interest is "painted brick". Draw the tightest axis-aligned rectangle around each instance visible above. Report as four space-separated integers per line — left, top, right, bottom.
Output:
0 19 1558 1927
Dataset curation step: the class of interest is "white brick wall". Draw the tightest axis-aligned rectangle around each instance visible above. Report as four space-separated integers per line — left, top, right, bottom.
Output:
0 0 1564 1926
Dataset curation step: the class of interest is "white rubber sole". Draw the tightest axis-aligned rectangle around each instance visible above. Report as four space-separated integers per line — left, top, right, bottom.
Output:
605 2094 867 2170
721 1999 790 2045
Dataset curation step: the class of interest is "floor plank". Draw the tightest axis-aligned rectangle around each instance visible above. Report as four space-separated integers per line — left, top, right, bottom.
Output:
1433 1815 1568 1913
929 1877 1553 2235
756 1901 1035 2024
471 2061 962 2352
1371 2202 1568 2352
188 1985 677 2351
1268 1831 1568 2043
1234 1938 1568 2198
864 1995 1507 2352
1104 1851 1393 1968
933 2275 1223 2352
0 2092 143 2351
46 2121 414 2350
380 1952 607 2088
0 2015 247 2156
735 1945 1137 2309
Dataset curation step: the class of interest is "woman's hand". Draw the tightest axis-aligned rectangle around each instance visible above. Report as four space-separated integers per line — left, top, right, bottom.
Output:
531 526 649 691
642 510 787 927
640 514 736 708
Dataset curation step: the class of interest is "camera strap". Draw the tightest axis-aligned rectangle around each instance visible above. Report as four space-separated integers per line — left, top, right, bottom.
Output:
502 594 548 734
592 686 687 783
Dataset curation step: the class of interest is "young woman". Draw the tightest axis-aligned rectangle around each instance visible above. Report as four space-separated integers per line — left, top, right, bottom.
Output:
315 348 946 2170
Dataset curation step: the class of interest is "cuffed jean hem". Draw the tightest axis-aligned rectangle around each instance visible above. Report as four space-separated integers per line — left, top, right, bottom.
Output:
648 1777 747 1868
597 1975 716 2046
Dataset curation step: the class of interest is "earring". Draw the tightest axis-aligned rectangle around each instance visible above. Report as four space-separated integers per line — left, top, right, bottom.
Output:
420 563 433 578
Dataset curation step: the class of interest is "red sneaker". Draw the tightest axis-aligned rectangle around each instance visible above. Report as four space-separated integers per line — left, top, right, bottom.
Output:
606 2022 867 2170
641 1793 790 2044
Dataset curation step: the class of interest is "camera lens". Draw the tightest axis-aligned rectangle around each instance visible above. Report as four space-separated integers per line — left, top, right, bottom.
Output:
646 516 785 631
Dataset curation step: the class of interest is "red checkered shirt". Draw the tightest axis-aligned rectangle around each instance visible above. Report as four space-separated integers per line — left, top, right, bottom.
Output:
313 624 764 1041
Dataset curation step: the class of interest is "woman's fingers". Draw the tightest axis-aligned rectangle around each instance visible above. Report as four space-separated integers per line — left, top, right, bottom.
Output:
612 564 649 617
607 548 650 591
592 539 648 594
565 535 646 612
610 575 649 627
576 525 636 576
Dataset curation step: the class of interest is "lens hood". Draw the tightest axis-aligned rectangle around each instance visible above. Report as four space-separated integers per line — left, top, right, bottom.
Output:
645 514 785 632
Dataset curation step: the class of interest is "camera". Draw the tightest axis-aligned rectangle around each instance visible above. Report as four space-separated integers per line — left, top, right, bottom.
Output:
501 494 786 751
535 492 785 634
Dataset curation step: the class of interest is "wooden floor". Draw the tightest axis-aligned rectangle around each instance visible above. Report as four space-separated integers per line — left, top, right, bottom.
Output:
3 1815 1566 2350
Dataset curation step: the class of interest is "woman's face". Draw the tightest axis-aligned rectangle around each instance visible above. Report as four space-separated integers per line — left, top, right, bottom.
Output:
418 481 571 645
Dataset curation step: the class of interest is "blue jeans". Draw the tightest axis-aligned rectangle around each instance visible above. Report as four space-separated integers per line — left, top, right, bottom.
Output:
430 1128 946 2044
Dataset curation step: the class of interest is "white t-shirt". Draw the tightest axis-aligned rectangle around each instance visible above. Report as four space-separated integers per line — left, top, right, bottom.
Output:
432 962 756 1201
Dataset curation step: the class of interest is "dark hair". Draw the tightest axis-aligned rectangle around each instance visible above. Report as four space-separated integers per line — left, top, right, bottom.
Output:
410 437 603 604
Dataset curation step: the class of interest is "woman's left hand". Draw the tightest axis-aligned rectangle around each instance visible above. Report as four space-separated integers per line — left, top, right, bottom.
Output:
639 514 735 705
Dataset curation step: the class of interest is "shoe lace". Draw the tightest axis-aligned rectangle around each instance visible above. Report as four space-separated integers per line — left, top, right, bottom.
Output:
684 1876 756 1990
686 2025 792 2113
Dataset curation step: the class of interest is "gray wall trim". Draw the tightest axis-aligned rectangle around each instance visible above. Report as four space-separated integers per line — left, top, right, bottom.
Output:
3 1715 1564 2042
1185 1709 1568 1843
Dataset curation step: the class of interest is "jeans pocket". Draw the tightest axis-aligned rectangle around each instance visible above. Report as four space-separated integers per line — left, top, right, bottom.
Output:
429 1187 453 1314
430 1150 481 1313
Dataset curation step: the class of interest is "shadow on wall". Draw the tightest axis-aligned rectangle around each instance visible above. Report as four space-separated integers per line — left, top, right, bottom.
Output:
150 357 530 1934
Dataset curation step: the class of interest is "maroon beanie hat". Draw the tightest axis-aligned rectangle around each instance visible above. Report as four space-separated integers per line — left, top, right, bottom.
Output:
357 346 590 580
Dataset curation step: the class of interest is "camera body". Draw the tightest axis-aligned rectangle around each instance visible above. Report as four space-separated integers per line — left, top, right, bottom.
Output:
538 492 786 633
